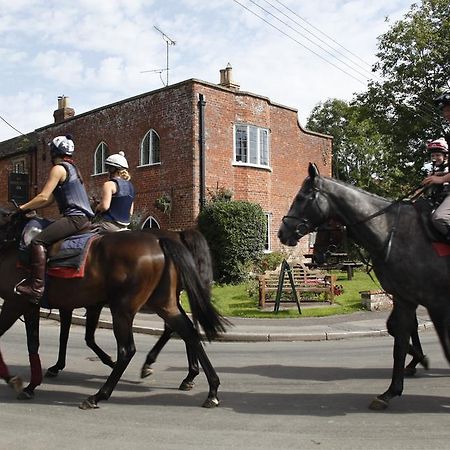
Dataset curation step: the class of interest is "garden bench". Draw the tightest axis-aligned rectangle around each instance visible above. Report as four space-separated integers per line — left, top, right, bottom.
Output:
258 262 336 310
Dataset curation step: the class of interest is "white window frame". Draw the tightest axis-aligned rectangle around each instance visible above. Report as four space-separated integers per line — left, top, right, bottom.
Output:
233 124 270 169
141 215 160 229
12 157 27 174
139 129 161 167
93 141 108 175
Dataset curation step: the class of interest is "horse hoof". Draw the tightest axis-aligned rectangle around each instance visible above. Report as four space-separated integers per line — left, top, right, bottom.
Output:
79 397 99 410
8 375 23 393
45 368 60 378
179 380 195 391
369 397 389 411
202 397 220 408
17 388 34 400
420 355 430 370
140 364 153 379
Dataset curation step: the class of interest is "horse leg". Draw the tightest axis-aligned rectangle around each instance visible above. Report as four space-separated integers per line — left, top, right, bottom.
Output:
17 308 42 400
164 313 220 408
0 299 30 394
45 309 72 378
141 324 174 378
427 307 450 364
84 305 115 368
404 319 429 377
140 321 200 389
369 302 416 410
79 311 136 410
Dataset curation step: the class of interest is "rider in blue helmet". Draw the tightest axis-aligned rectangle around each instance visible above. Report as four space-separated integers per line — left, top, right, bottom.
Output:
14 135 94 304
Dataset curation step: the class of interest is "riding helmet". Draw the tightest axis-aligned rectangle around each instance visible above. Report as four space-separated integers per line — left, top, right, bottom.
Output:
49 135 74 156
427 137 448 154
105 151 129 169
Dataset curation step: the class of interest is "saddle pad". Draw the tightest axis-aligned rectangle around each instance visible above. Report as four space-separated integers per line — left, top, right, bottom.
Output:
47 233 100 278
432 242 450 257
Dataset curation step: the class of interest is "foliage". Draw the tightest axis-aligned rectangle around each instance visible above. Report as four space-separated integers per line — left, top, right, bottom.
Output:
355 0 450 194
197 200 266 283
306 99 395 197
306 0 450 198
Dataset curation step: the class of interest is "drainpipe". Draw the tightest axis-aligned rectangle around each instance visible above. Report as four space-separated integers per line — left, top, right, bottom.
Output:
198 94 206 211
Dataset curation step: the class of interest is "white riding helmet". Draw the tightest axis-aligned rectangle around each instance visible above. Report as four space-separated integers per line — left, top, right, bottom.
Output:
49 135 74 156
105 151 129 169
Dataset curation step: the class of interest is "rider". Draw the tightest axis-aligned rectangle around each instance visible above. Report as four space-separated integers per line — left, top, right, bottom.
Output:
14 135 94 304
94 151 135 232
422 92 450 238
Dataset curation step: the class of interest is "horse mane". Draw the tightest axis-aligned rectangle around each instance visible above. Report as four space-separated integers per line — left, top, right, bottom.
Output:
321 175 396 205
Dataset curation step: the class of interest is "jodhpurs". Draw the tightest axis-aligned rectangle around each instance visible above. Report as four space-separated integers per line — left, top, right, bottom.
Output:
32 215 90 247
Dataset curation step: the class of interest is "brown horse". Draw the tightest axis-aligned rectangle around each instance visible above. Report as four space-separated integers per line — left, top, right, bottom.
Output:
0 209 227 409
46 228 212 392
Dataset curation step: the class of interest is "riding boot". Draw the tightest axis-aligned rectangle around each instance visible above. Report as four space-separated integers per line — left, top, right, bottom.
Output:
14 243 47 305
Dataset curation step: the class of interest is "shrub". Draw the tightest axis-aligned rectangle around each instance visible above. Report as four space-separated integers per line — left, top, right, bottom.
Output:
198 200 266 283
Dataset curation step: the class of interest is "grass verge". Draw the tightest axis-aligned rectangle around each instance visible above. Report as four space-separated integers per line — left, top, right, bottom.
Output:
181 270 381 318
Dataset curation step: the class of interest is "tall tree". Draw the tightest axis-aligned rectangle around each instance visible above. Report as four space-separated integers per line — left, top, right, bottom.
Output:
356 0 450 190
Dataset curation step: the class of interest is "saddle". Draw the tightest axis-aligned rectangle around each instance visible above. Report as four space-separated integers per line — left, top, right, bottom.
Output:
19 218 100 278
413 198 450 247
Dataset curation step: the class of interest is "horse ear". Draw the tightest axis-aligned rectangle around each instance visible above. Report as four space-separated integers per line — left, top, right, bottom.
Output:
308 163 320 179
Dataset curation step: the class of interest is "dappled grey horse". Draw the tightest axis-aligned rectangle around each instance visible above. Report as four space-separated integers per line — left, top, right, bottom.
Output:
278 163 450 410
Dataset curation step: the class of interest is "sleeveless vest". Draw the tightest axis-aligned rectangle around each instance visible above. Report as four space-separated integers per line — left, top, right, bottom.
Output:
53 162 95 218
101 178 135 226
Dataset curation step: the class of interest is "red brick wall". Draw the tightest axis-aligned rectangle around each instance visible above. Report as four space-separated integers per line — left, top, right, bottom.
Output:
1 79 332 256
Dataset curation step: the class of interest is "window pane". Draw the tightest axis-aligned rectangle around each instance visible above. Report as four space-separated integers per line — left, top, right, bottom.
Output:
151 131 160 163
260 129 269 166
94 143 107 174
235 125 247 162
249 126 258 164
141 133 150 165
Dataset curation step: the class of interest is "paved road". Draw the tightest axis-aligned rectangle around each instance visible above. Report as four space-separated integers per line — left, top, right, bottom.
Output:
1 319 449 450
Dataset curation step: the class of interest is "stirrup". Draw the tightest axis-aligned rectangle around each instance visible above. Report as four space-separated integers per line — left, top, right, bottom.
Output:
14 279 41 305
13 278 28 295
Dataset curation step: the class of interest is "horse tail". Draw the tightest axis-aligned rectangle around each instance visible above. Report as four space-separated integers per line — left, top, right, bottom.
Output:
158 237 228 341
179 228 214 289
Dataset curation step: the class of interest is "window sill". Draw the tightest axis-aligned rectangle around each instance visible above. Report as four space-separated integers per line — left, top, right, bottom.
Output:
91 172 108 177
232 162 272 172
136 162 161 168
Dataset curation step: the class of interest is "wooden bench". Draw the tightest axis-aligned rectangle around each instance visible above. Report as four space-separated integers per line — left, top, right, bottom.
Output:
258 263 336 309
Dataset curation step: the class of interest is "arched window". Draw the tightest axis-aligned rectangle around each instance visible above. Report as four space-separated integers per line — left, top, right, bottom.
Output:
141 215 160 229
94 142 108 175
140 129 160 166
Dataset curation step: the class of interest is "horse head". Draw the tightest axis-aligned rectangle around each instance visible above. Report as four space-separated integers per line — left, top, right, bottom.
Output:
278 163 331 246
0 207 27 246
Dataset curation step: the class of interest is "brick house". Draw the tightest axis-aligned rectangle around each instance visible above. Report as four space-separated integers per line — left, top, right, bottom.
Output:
0 66 332 254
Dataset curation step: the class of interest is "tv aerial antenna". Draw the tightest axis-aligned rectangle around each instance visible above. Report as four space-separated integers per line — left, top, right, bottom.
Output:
141 26 176 86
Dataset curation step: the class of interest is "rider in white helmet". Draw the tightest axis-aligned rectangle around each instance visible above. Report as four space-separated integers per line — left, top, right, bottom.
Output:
95 151 135 232
15 135 94 303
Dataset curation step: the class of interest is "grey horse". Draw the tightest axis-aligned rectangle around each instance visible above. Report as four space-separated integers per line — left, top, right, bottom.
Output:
278 163 450 410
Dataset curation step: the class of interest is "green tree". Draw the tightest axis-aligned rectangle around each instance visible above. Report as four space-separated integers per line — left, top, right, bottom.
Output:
355 0 450 191
307 99 396 196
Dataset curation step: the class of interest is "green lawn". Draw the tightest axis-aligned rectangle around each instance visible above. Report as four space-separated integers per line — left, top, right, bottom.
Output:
181 270 381 318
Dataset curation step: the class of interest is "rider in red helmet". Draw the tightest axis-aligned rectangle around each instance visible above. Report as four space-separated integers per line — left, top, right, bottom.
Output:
422 91 450 239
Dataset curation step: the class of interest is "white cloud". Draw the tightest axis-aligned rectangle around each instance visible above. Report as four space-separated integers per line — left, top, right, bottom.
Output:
0 0 415 141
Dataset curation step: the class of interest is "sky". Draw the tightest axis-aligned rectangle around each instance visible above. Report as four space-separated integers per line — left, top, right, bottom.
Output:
0 0 415 142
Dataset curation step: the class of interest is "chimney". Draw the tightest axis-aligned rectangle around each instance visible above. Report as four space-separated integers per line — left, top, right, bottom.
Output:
219 63 240 90
53 95 75 123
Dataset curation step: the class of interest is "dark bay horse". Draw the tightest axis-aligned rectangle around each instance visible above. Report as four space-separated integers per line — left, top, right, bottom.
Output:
0 210 227 409
278 163 450 410
46 228 212 392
